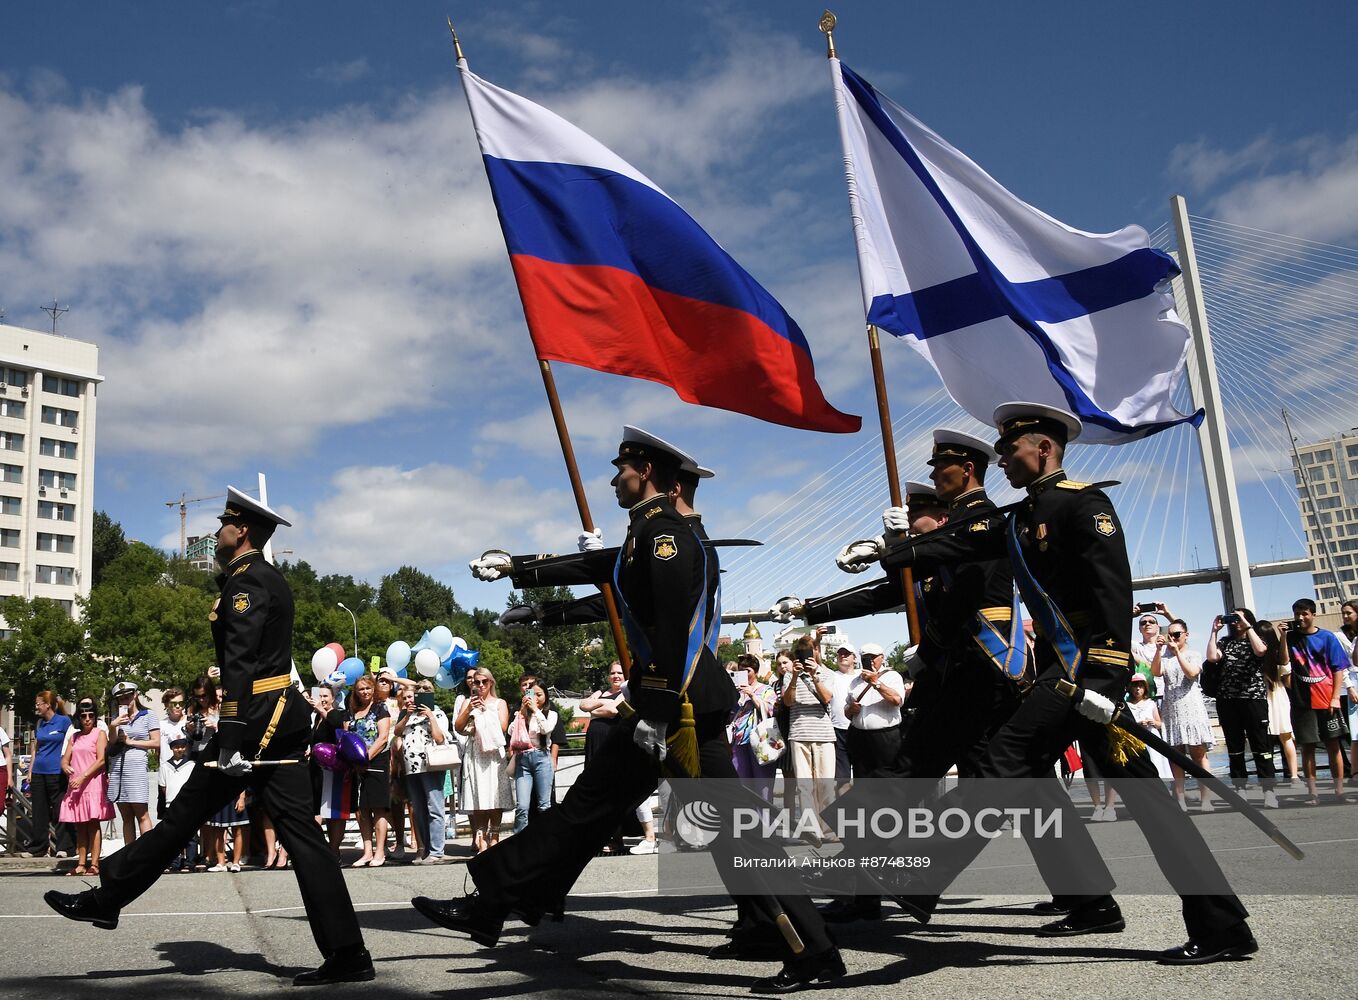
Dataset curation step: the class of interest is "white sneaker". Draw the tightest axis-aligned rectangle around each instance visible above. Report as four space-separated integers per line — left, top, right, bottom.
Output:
1098 805 1117 822
1088 806 1106 822
629 840 659 855
1199 799 1215 813
227 862 241 873
1263 790 1280 809
207 863 228 872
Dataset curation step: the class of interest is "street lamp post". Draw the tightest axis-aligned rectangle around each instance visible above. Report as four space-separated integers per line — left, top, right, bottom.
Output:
337 602 359 661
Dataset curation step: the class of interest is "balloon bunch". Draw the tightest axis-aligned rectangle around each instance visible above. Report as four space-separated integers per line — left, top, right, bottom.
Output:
307 625 481 694
311 731 372 773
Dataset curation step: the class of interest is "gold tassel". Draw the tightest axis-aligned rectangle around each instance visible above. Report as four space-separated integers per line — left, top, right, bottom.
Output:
664 697 701 779
1105 723 1145 766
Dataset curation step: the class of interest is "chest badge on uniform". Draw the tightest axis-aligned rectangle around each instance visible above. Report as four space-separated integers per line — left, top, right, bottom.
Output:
653 535 677 560
968 520 987 532
1093 513 1116 537
232 592 251 614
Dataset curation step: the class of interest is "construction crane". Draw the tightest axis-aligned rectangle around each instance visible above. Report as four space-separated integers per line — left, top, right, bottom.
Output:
164 492 224 559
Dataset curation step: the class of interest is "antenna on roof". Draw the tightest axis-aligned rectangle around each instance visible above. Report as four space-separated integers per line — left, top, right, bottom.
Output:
40 299 69 334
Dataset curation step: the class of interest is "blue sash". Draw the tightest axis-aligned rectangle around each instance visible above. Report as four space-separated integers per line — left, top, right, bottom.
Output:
1005 514 1081 681
612 526 714 696
968 587 1027 681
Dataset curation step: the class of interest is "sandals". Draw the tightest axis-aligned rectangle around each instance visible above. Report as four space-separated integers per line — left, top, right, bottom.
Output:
65 866 87 877
1305 796 1320 807
88 867 99 876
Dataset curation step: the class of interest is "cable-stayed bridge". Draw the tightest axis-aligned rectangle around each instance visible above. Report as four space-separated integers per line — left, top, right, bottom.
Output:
719 212 1358 628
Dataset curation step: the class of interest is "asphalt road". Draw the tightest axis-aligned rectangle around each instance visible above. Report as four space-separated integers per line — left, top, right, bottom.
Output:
2 795 1355 999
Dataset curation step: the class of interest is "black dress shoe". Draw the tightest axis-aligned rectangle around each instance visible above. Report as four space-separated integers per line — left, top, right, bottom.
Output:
43 889 119 930
1036 902 1125 937
1158 928 1259 965
411 893 507 947
751 947 847 993
817 897 882 923
708 936 784 961
293 947 376 985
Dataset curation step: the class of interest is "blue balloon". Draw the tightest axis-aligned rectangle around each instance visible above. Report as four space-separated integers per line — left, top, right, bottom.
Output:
445 646 480 670
434 665 456 689
410 630 435 653
340 656 365 684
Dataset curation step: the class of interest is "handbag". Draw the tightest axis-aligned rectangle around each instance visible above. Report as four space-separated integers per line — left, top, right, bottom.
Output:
424 740 461 771
750 698 785 765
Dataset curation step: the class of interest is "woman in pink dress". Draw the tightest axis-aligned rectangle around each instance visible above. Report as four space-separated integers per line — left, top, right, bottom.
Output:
60 697 114 875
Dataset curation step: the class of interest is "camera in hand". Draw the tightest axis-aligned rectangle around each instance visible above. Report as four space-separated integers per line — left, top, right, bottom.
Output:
1135 602 1157 614
185 712 207 742
1222 613 1240 625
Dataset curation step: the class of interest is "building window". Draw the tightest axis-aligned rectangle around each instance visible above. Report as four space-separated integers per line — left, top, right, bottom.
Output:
40 406 78 429
37 469 76 490
37 501 75 522
2 369 28 388
39 437 77 460
36 532 73 553
0 562 17 582
41 375 81 398
54 599 73 615
1314 449 1334 463
0 399 25 419
0 528 18 548
0 496 20 516
0 628 11 641
34 564 75 586
0 432 23 452
0 464 20 484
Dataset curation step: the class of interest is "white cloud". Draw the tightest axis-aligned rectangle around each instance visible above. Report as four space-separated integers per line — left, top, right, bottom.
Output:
310 57 371 85
298 462 580 579
1170 132 1358 244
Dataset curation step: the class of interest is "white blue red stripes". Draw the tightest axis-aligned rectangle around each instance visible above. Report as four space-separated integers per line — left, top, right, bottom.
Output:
460 64 859 435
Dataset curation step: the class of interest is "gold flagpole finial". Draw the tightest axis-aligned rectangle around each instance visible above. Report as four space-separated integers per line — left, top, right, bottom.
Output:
818 10 837 59
447 16 465 63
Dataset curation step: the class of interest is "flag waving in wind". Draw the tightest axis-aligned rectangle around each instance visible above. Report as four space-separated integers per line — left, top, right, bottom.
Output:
458 62 860 435
829 59 1201 444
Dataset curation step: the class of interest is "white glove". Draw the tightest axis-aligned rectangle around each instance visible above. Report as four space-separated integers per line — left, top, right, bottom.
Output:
469 550 512 581
577 528 604 553
217 749 253 777
769 596 805 624
835 536 886 574
633 718 669 760
1075 689 1116 725
882 506 910 534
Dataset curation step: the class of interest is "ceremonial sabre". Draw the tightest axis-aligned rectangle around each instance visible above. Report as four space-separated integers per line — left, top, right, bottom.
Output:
1055 681 1305 860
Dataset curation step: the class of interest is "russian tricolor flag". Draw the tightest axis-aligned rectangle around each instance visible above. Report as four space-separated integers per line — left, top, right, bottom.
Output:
459 63 860 435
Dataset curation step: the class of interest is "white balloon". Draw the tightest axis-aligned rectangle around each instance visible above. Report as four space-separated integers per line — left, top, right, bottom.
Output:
414 647 441 678
450 635 468 652
386 640 412 671
311 646 339 683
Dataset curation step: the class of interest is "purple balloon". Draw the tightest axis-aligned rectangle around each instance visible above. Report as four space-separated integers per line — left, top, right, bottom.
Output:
311 742 344 772
337 730 369 768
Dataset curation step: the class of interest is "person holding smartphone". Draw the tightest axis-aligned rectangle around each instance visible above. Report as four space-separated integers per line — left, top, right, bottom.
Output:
1278 598 1356 805
1205 609 1277 807
394 684 451 863
507 682 557 836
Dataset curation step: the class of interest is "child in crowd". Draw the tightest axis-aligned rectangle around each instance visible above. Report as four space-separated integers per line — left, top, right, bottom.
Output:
159 737 197 872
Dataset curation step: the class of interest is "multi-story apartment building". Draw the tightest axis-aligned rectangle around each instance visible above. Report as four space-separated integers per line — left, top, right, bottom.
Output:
1291 429 1358 615
0 322 101 629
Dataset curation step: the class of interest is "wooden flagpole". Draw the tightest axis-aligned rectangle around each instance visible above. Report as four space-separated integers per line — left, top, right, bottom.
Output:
448 19 632 671
822 10 921 644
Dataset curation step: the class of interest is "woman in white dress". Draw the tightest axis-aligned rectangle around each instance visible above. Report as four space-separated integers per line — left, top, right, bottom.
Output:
454 668 510 853
1125 674 1172 781
1256 620 1297 784
1152 619 1216 811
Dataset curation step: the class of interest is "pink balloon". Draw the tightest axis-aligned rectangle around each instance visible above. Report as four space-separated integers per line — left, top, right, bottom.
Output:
311 742 344 772
325 641 347 664
337 731 369 768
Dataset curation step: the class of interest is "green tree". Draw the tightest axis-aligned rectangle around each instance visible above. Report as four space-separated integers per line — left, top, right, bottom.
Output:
377 566 461 626
99 542 170 590
887 642 909 672
91 510 128 586
82 579 215 692
0 596 96 709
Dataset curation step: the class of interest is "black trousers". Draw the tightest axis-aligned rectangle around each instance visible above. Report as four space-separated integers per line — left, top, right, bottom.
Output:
25 772 76 855
842 659 1113 904
1216 698 1276 790
911 681 1248 939
96 735 364 959
468 711 833 957
846 724 901 776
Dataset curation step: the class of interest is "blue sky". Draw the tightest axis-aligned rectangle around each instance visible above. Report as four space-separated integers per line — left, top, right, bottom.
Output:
3 2 1356 651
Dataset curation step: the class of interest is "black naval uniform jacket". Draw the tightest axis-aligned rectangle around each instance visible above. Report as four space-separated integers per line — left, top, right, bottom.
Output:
213 549 309 758
882 471 1133 702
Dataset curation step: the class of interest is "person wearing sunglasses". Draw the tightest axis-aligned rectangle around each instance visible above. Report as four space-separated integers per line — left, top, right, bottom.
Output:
59 698 115 876
453 669 510 854
1152 620 1215 811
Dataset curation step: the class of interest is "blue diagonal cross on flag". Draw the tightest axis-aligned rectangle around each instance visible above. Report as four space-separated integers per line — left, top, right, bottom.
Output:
830 59 1202 444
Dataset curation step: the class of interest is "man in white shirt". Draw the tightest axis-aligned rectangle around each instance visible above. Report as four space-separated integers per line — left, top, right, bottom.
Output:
844 642 905 778
827 641 858 791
